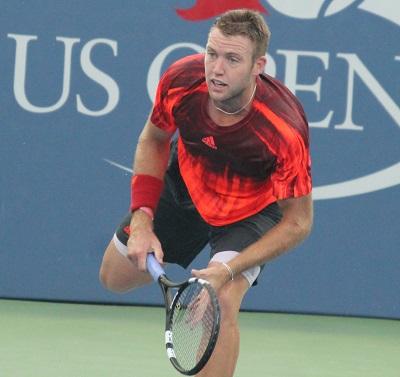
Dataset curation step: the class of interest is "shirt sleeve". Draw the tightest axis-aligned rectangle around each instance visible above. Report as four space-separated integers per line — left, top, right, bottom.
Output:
150 66 178 133
271 127 312 200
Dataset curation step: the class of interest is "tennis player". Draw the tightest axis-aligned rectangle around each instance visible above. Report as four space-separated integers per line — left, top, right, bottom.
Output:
100 9 313 377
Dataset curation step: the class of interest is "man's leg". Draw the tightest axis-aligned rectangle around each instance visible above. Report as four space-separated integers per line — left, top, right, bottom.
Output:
99 238 152 292
197 266 250 377
198 203 282 376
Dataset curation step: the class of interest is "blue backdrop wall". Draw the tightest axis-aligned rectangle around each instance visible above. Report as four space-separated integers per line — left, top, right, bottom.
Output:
1 0 399 319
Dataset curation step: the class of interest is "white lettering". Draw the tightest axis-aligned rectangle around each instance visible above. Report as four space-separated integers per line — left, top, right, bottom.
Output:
8 34 80 113
276 49 334 129
335 53 400 130
77 38 120 117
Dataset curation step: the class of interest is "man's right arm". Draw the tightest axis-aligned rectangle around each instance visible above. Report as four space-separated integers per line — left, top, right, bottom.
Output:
127 115 173 271
133 116 173 178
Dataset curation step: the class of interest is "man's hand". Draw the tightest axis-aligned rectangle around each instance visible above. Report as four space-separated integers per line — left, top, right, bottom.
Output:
191 262 233 292
127 210 163 272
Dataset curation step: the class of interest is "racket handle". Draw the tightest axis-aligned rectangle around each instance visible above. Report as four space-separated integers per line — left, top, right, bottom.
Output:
146 253 165 282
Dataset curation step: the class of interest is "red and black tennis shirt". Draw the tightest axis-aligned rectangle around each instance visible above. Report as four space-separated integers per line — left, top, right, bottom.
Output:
151 54 312 226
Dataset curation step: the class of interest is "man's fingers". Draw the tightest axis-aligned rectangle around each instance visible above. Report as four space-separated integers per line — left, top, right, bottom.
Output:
191 268 206 278
152 243 164 265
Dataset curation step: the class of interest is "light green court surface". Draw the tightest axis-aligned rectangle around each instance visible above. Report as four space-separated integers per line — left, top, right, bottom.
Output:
1 300 399 377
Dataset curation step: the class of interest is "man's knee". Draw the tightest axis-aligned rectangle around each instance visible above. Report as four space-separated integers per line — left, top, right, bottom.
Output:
99 256 129 293
217 277 249 324
99 239 152 293
99 260 121 292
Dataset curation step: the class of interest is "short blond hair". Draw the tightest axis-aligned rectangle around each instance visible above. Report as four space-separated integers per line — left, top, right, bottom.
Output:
212 9 271 59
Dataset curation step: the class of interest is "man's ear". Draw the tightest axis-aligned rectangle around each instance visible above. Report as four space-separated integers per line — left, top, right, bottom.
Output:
253 55 267 75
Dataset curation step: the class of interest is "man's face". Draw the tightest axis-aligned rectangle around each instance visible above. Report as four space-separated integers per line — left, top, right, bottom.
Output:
204 27 261 107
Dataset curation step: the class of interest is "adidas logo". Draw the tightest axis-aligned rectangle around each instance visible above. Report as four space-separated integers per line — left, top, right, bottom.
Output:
201 136 217 150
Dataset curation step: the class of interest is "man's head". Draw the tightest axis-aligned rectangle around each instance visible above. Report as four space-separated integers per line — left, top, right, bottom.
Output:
212 9 271 61
204 9 270 112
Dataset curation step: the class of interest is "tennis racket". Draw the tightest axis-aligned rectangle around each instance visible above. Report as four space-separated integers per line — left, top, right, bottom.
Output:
146 253 220 375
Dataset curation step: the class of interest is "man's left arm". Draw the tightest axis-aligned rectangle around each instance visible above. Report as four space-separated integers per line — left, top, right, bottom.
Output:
229 193 313 275
192 193 313 290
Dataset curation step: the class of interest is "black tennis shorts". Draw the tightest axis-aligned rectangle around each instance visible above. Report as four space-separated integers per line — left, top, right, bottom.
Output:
115 141 282 270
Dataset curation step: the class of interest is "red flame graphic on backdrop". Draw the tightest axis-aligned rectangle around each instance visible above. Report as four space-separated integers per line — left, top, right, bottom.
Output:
176 0 267 21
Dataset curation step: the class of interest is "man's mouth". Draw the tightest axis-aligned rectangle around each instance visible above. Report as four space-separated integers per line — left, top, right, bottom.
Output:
211 79 227 87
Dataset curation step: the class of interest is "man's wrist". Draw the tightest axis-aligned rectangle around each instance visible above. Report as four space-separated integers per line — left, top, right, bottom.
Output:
130 174 163 213
221 262 234 281
137 206 154 220
131 207 154 230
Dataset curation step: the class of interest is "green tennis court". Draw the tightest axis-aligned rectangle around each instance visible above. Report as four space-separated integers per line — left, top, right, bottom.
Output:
1 299 399 377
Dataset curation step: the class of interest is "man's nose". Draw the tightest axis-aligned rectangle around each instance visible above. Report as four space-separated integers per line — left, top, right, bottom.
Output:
212 57 225 75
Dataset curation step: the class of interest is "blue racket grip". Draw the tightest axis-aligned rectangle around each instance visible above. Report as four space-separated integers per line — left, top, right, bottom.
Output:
146 253 165 282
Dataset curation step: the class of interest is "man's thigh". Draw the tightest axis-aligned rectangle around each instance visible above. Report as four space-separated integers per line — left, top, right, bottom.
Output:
99 239 152 292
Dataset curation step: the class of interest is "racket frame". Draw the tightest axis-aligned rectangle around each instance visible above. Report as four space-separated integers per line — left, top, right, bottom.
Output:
147 254 220 376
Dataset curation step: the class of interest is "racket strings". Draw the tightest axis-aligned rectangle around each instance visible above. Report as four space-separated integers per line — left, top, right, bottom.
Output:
170 282 216 371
